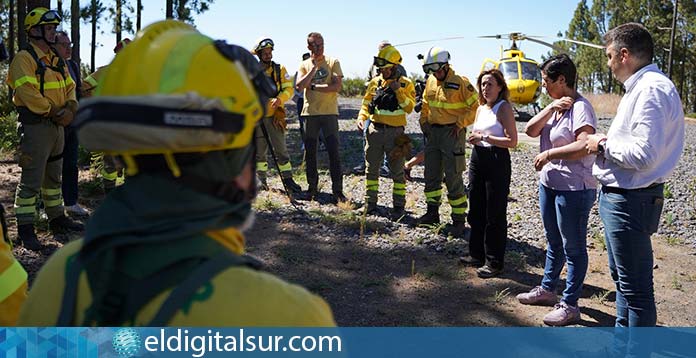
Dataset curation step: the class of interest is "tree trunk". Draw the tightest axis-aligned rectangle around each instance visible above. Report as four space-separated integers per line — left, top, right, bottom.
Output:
71 0 79 64
57 0 63 17
177 0 186 19
91 0 97 72
136 0 142 30
17 0 27 51
116 0 122 43
166 0 173 19
9 0 15 60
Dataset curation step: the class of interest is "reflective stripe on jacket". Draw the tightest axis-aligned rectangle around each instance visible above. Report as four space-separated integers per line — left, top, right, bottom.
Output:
6 43 76 116
0 233 28 325
358 75 416 127
420 68 478 128
264 63 294 116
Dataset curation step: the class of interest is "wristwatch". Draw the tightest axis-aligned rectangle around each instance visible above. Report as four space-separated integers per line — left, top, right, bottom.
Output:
597 138 607 154
482 134 490 142
310 84 316 91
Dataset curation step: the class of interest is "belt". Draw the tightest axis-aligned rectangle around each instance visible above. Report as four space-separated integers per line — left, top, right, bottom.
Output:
601 182 663 195
371 122 403 129
430 123 456 128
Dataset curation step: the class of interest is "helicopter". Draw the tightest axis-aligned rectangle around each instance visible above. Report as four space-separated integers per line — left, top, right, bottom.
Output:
396 32 603 117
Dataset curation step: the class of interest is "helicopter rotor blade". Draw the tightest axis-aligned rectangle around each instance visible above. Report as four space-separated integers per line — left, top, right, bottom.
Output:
557 38 605 49
394 36 470 47
524 37 566 53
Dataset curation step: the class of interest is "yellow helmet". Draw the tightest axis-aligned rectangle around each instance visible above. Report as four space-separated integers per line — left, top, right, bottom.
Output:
75 20 276 177
24 7 61 32
373 45 402 68
251 37 274 55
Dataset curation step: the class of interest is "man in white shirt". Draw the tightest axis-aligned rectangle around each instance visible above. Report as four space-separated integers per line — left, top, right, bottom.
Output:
587 23 685 328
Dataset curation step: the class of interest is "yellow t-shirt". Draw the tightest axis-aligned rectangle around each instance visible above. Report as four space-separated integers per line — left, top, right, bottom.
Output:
18 237 336 327
298 56 343 116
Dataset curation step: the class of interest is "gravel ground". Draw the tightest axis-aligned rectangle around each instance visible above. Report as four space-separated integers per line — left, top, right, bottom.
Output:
276 98 696 253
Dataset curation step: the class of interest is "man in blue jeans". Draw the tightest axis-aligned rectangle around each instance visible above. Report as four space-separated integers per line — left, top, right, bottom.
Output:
587 23 685 328
55 31 88 217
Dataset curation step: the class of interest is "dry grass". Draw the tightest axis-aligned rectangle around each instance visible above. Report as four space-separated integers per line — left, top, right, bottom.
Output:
583 93 622 117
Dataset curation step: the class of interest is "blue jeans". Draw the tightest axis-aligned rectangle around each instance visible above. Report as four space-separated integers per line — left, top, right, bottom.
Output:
539 184 596 306
599 184 663 327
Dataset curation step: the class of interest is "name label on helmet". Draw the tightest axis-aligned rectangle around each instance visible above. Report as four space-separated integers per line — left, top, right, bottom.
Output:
444 82 460 90
164 112 213 127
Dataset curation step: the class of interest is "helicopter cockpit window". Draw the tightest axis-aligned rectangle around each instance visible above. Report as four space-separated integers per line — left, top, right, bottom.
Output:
500 61 519 80
521 61 541 82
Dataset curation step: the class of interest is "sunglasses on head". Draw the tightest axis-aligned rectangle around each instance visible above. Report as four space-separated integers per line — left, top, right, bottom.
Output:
373 57 396 68
422 62 446 74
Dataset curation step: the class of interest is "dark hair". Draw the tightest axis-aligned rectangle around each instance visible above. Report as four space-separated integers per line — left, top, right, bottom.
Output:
307 32 323 41
56 30 69 39
476 69 509 105
540 53 576 88
603 22 654 64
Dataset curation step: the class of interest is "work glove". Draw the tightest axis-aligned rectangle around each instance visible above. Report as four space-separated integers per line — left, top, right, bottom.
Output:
272 106 287 131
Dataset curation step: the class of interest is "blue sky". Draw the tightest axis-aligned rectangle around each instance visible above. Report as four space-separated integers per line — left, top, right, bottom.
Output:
67 0 583 80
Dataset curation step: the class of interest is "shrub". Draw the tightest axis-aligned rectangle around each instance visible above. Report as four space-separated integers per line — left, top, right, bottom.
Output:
0 111 19 152
340 77 367 97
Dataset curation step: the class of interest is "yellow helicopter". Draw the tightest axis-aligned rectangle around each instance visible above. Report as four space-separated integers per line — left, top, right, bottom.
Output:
395 33 604 116
479 33 551 108
479 32 604 115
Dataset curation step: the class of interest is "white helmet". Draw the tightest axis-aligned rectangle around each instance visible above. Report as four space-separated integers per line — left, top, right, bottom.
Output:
422 47 451 74
424 47 450 65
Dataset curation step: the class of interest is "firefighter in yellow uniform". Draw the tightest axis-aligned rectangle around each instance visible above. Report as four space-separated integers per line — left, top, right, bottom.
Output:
83 38 131 193
6 7 84 250
19 21 335 327
418 47 478 237
357 45 415 220
251 37 302 193
0 205 28 326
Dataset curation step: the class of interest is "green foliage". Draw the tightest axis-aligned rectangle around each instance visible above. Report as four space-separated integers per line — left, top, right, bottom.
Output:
0 112 19 152
562 0 696 113
174 0 214 24
340 77 367 97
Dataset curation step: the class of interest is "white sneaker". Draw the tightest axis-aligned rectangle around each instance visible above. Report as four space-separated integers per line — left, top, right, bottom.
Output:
65 204 89 216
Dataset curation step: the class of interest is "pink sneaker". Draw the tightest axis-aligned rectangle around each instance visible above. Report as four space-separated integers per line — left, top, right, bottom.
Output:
516 286 558 306
543 302 581 326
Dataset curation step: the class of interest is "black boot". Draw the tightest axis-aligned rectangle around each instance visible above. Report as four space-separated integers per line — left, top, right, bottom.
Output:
390 206 405 222
282 177 302 193
448 220 469 238
363 202 379 216
418 205 440 226
49 215 85 234
17 224 42 251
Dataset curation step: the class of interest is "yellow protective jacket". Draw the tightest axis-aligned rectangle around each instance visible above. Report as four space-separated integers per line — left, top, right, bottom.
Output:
358 74 416 127
18 227 336 326
420 68 478 129
264 62 294 117
6 42 76 116
0 222 28 326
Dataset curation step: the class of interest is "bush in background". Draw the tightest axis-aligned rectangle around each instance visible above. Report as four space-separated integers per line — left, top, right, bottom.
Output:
0 111 19 153
340 77 367 97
